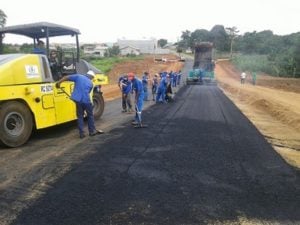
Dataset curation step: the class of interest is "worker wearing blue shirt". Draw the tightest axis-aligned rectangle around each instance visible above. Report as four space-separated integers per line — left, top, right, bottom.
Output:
32 40 46 55
56 70 104 138
120 75 132 112
172 72 177 87
156 72 168 103
177 70 182 85
118 75 126 112
151 74 159 101
128 72 144 126
142 71 149 101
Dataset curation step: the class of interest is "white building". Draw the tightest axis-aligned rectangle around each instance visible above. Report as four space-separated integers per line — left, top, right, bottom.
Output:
119 46 140 56
82 44 108 57
117 39 157 54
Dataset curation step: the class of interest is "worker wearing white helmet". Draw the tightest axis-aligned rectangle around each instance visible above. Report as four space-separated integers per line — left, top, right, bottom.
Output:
56 70 104 138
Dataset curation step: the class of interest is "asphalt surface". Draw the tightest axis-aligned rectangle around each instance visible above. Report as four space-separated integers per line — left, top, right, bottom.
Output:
2 60 300 225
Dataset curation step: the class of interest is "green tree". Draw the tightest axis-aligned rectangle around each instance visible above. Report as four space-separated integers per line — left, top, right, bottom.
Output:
0 9 7 53
190 29 210 51
2 44 19 54
292 39 300 77
255 30 274 54
158 39 168 48
210 25 229 51
240 31 258 54
106 46 120 57
226 26 239 58
178 30 191 51
20 43 34 53
0 9 6 28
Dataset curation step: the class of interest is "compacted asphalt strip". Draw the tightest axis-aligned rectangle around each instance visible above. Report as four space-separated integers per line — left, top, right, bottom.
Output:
6 61 300 225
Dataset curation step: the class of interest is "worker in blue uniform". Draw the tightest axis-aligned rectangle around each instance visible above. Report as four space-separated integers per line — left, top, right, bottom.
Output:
56 70 104 138
128 72 144 126
156 72 168 103
151 74 159 101
142 71 149 101
172 72 177 87
120 75 132 112
32 40 46 55
118 74 126 112
177 70 182 85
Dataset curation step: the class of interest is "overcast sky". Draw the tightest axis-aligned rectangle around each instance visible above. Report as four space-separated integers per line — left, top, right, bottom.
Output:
2 0 300 43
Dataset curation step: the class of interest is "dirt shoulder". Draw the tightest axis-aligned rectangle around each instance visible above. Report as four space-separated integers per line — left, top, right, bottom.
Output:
216 60 300 168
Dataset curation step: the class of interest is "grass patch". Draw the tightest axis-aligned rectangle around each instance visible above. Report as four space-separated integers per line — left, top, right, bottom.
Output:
232 54 277 75
90 56 143 74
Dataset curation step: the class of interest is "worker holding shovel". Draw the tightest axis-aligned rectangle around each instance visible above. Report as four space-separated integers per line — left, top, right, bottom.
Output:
128 72 146 128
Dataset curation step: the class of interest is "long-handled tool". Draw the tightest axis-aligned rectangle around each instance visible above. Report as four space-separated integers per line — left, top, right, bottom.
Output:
134 104 147 128
58 87 70 97
55 83 71 98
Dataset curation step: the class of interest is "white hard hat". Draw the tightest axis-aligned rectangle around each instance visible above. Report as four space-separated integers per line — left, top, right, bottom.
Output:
87 70 95 78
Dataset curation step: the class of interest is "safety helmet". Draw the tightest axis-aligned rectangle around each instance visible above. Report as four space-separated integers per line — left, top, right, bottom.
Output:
86 70 95 78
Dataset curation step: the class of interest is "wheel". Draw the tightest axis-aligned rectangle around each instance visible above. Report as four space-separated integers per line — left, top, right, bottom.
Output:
0 101 33 147
92 93 104 119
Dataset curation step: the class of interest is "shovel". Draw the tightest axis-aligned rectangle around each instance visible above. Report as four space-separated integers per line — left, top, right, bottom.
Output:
134 104 147 128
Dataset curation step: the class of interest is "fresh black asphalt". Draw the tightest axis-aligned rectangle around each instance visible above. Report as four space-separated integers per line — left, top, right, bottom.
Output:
12 62 300 225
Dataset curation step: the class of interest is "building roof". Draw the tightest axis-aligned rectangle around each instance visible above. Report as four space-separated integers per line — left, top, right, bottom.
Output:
118 39 157 54
120 45 140 51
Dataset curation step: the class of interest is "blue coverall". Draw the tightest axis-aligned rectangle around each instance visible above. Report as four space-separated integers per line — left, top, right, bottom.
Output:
156 75 168 103
121 78 132 111
142 74 149 101
67 74 96 136
132 78 145 123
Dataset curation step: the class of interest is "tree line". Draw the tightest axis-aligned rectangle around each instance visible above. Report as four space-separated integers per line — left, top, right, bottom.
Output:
176 25 300 77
